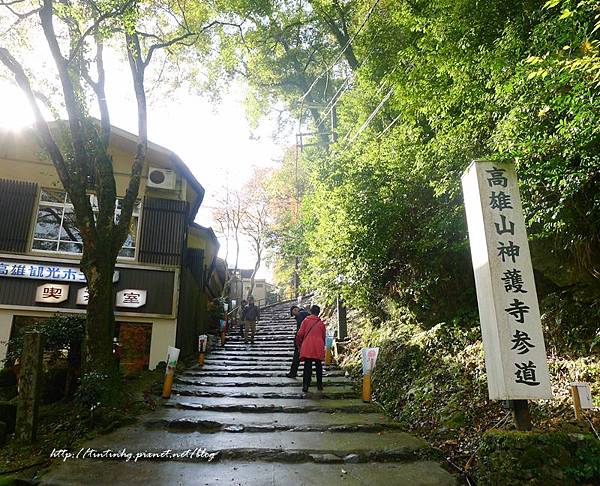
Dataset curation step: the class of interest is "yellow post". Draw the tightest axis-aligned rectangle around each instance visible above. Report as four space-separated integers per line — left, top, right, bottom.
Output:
198 352 205 366
162 373 174 399
362 374 372 402
570 384 584 421
162 346 179 399
325 348 332 366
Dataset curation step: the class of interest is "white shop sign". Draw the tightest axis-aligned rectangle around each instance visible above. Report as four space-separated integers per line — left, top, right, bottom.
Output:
76 287 89 305
116 289 147 308
1 261 86 282
461 160 552 400
0 260 120 283
35 283 69 304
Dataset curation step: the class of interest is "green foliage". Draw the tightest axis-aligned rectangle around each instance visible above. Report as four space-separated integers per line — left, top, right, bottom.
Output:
339 302 600 471
75 371 123 416
257 0 600 330
3 315 85 364
477 430 600 485
541 292 600 355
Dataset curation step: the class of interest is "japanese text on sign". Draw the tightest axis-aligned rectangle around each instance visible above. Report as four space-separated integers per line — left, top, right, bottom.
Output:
0 261 86 282
462 161 552 400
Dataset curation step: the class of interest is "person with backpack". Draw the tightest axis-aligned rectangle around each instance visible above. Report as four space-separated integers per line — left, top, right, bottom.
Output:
295 305 326 392
243 296 260 344
286 305 310 378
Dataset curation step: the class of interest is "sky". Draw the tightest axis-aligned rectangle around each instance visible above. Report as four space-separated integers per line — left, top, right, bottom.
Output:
0 54 293 280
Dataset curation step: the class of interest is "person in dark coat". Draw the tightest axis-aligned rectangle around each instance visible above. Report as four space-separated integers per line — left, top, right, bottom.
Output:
295 305 326 392
239 299 248 337
243 296 260 343
286 305 310 378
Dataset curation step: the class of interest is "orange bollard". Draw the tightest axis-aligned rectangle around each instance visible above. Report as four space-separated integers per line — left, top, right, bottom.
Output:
325 348 332 366
362 374 372 402
198 352 205 366
220 330 226 346
162 346 179 399
162 373 174 399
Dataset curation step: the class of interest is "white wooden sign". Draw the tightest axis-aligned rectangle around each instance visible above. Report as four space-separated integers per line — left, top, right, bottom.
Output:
462 160 552 400
572 382 593 409
76 287 89 306
116 289 147 308
35 283 69 304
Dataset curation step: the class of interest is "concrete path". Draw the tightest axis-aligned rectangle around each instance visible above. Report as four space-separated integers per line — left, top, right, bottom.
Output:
41 302 457 485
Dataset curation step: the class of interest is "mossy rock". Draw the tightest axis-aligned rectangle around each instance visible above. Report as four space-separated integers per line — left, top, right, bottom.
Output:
475 430 600 485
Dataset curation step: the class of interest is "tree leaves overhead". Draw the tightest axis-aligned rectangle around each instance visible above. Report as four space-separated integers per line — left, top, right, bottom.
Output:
257 0 599 320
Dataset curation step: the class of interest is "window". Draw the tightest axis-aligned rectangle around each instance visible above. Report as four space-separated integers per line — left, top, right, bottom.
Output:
32 189 140 259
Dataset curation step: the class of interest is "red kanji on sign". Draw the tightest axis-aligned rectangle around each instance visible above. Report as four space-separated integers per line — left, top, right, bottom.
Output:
42 286 63 299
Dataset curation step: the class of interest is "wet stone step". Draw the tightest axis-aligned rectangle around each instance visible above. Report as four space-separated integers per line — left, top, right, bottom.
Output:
171 388 357 400
173 383 353 393
165 397 380 414
141 410 399 432
175 381 351 389
145 419 402 434
218 348 295 353
207 352 295 358
196 365 319 372
41 460 458 486
197 362 305 368
174 376 351 386
181 370 346 378
60 428 429 462
201 355 297 362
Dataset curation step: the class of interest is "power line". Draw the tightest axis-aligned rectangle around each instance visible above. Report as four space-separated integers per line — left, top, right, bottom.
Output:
299 0 382 103
344 86 394 146
377 112 402 139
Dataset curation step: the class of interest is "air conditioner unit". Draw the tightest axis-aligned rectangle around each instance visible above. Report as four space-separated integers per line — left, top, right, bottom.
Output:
147 167 176 190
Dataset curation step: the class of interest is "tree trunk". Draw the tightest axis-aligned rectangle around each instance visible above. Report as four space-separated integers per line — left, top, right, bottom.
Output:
81 241 119 394
247 252 261 299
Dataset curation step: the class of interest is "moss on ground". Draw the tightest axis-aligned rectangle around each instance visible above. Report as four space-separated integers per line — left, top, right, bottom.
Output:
476 431 600 485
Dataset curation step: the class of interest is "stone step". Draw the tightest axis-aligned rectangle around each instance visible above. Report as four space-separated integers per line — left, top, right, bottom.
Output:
143 410 401 433
175 376 351 386
171 387 357 400
172 383 352 393
207 351 295 358
41 460 457 486
202 355 296 362
222 339 294 344
165 397 379 414
197 364 333 371
218 347 295 353
56 427 430 463
181 370 346 378
186 367 325 374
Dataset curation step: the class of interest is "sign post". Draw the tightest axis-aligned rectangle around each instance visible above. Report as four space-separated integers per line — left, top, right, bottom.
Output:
162 346 180 399
361 347 379 403
198 334 208 366
462 160 552 430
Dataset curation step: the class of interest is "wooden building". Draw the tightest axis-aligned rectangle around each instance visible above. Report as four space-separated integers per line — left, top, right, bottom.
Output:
0 125 222 372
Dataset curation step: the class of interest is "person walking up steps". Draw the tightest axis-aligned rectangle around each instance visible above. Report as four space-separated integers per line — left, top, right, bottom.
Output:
244 296 260 344
239 299 248 338
286 305 309 378
296 305 326 392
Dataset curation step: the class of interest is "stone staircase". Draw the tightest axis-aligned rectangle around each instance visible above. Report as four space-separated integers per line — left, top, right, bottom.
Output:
41 301 457 485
